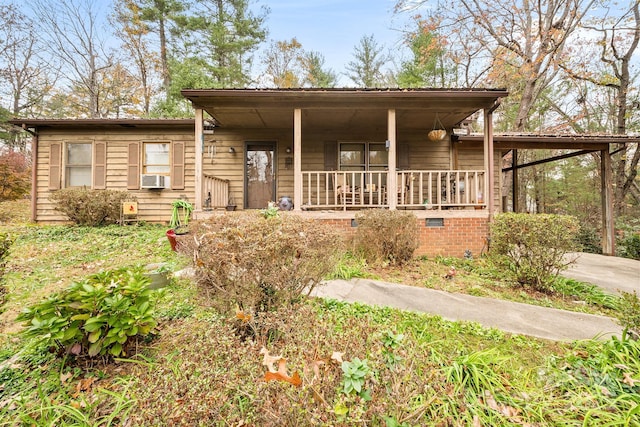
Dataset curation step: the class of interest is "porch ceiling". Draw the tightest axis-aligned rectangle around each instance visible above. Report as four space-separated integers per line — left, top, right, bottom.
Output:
181 88 508 131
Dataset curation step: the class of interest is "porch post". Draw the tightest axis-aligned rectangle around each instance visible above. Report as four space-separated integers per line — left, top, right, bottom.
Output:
195 107 204 211
512 150 519 212
293 108 302 211
388 109 397 210
601 149 615 255
483 108 495 216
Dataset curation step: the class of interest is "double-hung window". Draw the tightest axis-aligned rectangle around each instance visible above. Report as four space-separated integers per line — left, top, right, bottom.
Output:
65 142 92 187
143 142 170 174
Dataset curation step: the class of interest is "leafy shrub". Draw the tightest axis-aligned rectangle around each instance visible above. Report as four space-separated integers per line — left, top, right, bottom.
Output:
0 148 30 201
0 231 12 306
17 267 157 358
616 291 640 338
180 212 342 315
489 213 580 292
50 188 135 226
353 209 419 265
619 233 640 260
576 223 601 254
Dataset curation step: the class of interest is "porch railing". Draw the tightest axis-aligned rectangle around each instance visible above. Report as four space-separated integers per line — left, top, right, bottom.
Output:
301 170 486 210
203 174 229 210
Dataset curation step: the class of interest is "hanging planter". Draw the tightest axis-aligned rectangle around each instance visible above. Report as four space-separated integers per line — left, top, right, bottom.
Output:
428 113 447 141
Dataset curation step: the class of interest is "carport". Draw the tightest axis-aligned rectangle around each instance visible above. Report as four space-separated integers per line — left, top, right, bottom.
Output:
457 134 640 255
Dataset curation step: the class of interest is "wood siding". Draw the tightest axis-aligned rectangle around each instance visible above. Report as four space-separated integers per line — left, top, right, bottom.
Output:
35 126 502 223
35 128 195 223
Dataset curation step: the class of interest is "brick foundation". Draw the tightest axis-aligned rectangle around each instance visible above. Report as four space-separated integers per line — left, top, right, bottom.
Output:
307 211 490 259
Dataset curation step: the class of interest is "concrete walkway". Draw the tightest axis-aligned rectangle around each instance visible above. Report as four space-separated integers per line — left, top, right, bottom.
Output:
312 253 639 341
562 252 640 295
312 278 623 342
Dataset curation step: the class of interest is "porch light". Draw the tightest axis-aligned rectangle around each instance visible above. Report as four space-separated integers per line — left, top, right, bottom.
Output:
285 146 292 154
228 146 235 153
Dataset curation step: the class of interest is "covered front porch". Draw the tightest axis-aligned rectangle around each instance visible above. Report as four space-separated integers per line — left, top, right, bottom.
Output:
184 88 507 215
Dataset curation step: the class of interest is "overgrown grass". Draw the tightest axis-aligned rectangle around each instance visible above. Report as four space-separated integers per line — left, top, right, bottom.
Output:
5 297 638 425
1 201 637 425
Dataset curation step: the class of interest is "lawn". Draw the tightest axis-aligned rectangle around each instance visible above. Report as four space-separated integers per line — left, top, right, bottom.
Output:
0 200 638 426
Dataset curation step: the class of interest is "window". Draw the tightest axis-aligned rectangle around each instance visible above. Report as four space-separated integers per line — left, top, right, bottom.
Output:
339 142 388 171
339 142 388 186
65 143 92 187
143 142 170 174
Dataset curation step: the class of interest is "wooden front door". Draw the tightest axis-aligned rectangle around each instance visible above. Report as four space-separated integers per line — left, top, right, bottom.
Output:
245 142 275 209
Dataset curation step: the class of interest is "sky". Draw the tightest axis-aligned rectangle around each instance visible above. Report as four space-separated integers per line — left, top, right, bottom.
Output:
258 0 412 84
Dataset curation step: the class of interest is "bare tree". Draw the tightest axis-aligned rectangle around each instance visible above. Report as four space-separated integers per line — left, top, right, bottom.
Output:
396 0 595 131
112 0 162 116
31 0 113 118
558 0 640 212
0 4 55 149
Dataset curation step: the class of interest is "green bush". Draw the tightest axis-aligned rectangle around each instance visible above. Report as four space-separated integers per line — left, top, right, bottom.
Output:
17 267 157 358
616 291 640 338
489 213 580 292
50 188 135 226
180 212 342 315
0 231 12 306
576 224 602 254
353 209 419 266
619 233 640 260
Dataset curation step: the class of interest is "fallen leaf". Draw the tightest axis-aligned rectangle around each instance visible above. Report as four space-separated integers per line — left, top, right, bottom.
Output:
312 359 326 381
69 400 86 409
330 351 344 364
260 347 283 373
235 308 252 323
483 390 499 411
74 377 96 396
70 343 82 356
60 372 73 384
622 372 638 387
500 405 520 417
264 358 302 387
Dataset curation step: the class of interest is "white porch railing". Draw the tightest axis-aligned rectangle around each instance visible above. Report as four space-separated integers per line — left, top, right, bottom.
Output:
301 170 486 210
203 174 229 210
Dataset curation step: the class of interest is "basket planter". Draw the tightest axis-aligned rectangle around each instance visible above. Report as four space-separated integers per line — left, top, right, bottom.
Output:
428 129 447 141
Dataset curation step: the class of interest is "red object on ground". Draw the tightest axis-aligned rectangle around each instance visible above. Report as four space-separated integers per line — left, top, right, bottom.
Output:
166 229 178 252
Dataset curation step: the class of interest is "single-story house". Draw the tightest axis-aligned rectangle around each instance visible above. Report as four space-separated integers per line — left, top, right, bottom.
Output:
10 88 638 257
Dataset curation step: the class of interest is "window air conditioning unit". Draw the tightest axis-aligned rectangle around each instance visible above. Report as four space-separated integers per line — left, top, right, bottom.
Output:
140 174 169 189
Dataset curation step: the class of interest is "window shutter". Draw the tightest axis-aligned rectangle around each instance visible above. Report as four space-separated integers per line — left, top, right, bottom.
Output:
397 143 410 170
49 142 62 190
127 142 140 190
171 141 185 190
324 141 337 170
93 142 106 189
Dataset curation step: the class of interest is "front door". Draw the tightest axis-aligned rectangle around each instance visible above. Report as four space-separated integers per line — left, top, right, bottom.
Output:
245 142 275 209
